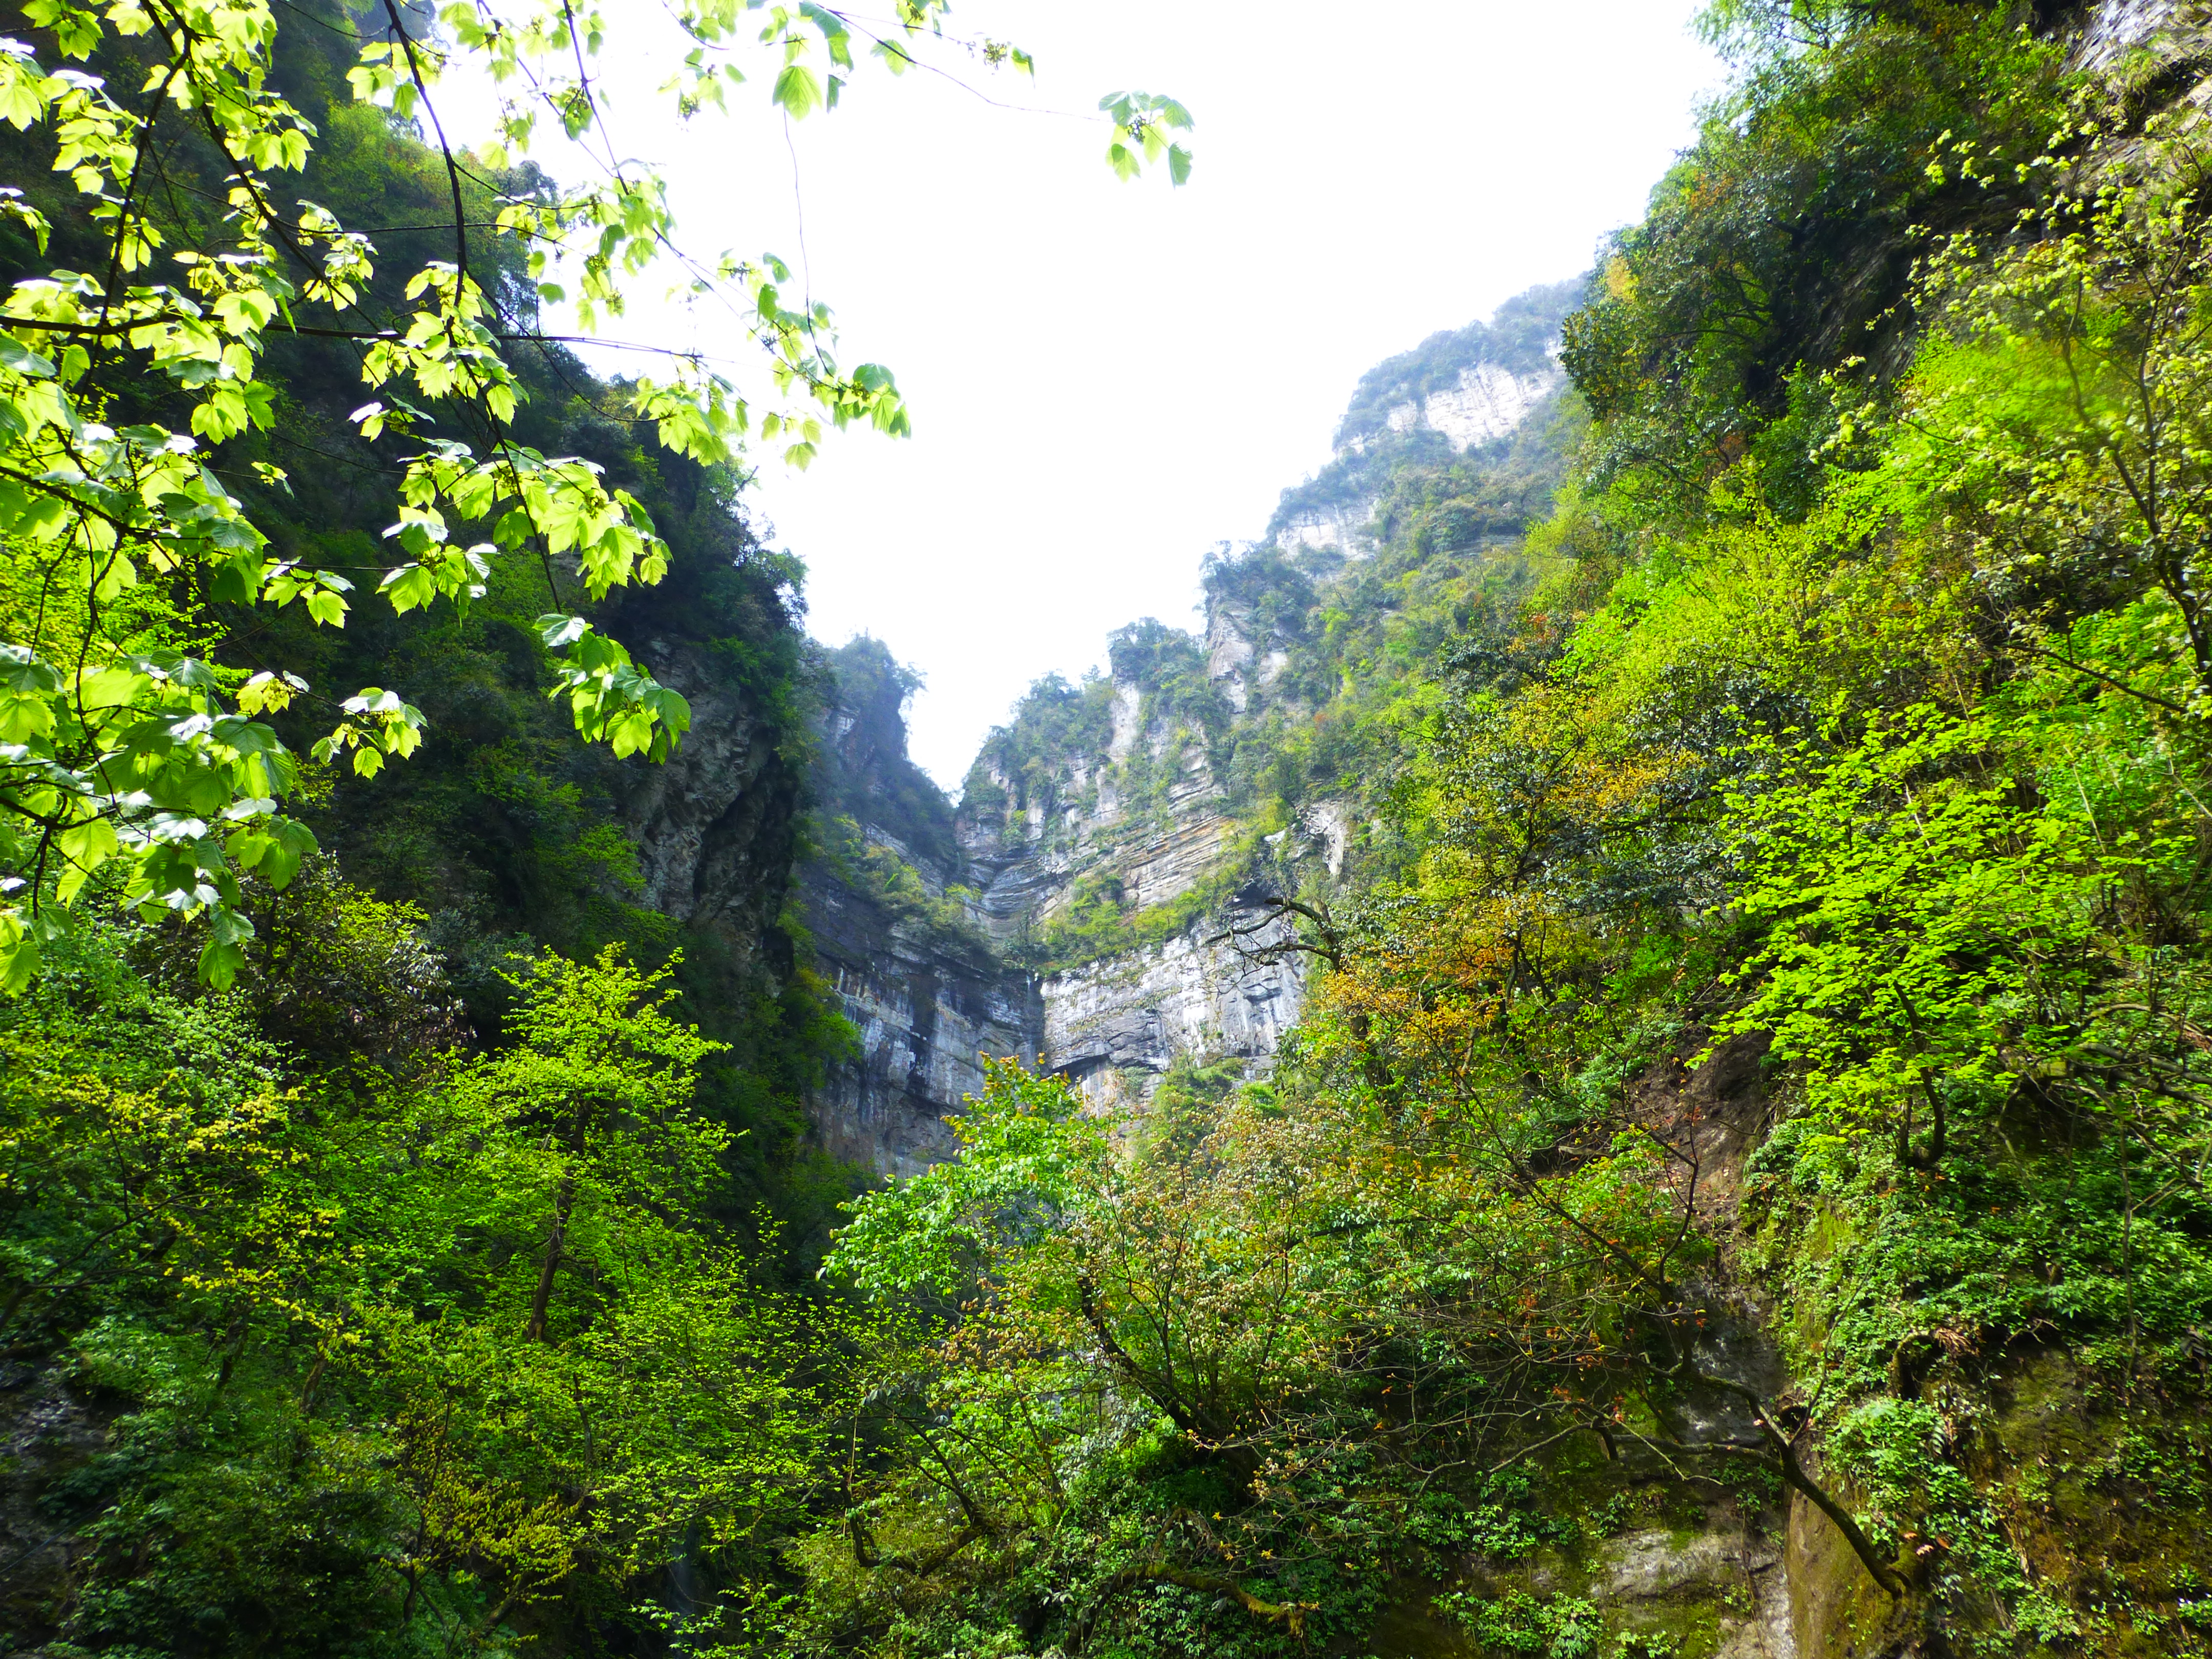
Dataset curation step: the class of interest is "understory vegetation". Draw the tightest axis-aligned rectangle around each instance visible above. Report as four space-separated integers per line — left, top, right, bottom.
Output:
821 4 2212 1656
6 1 2212 1657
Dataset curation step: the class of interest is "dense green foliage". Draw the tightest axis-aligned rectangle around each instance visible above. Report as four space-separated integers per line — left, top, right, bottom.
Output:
0 2 865 1641
0 1 1182 1653
814 5 2212 1656
2 909 849 1655
13 1 2212 1656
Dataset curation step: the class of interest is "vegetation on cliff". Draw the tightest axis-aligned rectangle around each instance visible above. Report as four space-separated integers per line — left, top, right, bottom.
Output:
7 0 2212 1657
0 0 1179 1652
814 4 2212 1656
960 396 1581 976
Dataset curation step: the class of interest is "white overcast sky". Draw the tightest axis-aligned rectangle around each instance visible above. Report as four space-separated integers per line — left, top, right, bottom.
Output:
452 2 1722 788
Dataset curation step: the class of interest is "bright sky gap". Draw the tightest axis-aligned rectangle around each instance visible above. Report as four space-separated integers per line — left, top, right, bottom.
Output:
448 1 1722 788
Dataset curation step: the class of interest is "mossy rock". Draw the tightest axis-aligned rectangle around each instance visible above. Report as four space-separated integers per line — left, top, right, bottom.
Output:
1973 1349 2212 1658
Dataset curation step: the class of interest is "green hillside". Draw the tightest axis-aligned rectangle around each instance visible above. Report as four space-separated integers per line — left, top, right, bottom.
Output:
5 2 2212 1658
0 1 886 1650
817 6 2212 1657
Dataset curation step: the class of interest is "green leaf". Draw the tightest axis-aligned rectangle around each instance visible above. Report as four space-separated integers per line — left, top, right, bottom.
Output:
772 63 822 118
380 564 439 615
76 666 144 710
0 335 54 377
0 645 62 696
260 819 318 888
196 906 254 989
210 551 266 605
0 692 53 742
0 927 39 995
644 684 691 732
54 817 118 902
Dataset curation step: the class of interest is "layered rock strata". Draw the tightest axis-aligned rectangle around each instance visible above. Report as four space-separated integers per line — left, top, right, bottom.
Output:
796 290 1577 1174
1041 892 1305 1109
805 849 1040 1176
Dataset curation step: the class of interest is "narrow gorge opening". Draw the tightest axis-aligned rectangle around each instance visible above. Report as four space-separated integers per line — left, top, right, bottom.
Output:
3 5 2210 1658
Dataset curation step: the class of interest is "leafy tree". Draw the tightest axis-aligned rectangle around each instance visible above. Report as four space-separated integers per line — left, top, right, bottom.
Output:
0 0 1188 990
1886 108 2212 704
804 12 2212 1653
2 913 848 1649
1561 0 2069 515
428 946 730 1343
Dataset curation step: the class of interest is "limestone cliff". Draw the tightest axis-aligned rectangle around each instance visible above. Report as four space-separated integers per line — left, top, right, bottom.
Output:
800 281 1580 1167
1270 279 1576 555
799 639 1040 1176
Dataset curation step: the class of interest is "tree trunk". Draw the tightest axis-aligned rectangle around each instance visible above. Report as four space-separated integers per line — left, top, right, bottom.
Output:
1688 1366 1907 1598
525 1104 593 1344
1776 1438 1907 1597
524 1172 574 1344
1099 1565 1314 1638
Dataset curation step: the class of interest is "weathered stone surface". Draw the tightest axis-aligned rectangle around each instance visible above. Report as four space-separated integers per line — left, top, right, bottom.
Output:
1596 1526 1742 1598
793 644 1029 1175
1044 896 1304 1108
616 632 804 958
1788 1471 1900 1659
1597 1526 1797 1658
806 883 1040 1177
0 1363 107 1646
1385 359 1565 452
1277 500 1374 555
2078 0 2181 67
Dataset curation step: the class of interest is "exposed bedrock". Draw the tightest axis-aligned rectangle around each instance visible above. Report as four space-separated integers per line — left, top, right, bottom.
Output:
784 318 1581 1171
1041 892 1306 1109
804 872 1042 1178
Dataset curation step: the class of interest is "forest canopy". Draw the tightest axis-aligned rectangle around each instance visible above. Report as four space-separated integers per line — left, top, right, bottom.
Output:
8 2 2212 1658
0 1 1190 1653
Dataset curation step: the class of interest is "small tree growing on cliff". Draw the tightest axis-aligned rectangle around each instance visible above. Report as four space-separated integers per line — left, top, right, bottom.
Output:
359 946 838 1615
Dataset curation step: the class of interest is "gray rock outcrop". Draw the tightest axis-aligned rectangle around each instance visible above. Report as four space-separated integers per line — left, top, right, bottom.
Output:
794 291 1577 1175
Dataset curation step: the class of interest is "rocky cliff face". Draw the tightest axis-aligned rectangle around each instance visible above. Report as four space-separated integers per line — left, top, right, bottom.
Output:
799 620 1330 1164
1270 280 1578 556
1381 356 1563 452
1037 899 1304 1109
805 859 1040 1176
620 630 806 955
796 284 1579 1172
796 641 1040 1176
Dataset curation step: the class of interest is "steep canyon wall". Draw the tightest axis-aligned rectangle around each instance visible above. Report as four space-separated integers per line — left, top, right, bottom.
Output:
794 281 1581 1173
